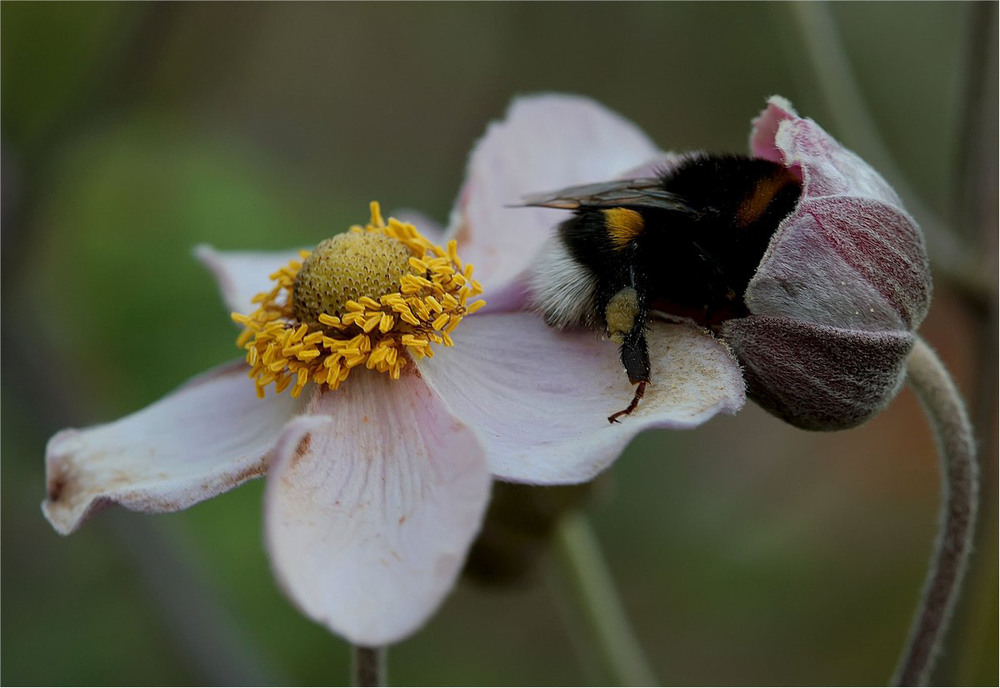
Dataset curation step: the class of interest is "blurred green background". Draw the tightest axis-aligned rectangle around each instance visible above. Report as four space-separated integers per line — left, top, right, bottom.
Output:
2 2 996 685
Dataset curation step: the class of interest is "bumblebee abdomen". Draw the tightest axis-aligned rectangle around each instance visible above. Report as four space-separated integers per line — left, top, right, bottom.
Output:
640 154 801 323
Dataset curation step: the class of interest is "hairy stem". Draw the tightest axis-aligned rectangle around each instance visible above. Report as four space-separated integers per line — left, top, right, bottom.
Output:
892 337 979 685
552 511 657 686
945 6 998 682
352 646 386 687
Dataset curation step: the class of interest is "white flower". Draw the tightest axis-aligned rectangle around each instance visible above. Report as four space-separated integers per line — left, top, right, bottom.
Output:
42 94 745 647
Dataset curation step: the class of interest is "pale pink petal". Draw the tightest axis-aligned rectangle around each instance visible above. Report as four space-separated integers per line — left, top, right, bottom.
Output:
264 370 490 646
746 96 930 331
745 199 925 331
447 94 662 294
416 313 745 484
195 245 303 316
721 315 913 430
748 95 790 168
750 95 903 205
43 361 310 535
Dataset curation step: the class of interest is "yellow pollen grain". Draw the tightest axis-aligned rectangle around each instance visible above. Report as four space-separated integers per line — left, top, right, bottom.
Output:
231 202 485 397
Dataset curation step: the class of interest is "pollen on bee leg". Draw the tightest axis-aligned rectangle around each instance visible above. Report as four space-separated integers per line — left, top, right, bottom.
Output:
230 202 486 397
605 287 639 343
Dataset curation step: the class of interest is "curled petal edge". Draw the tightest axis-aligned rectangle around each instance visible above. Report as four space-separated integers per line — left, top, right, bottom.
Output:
43 361 309 535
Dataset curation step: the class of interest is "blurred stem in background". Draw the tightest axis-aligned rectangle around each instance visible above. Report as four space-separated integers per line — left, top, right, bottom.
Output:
4 176 288 687
551 511 657 686
787 1 993 308
2 5 286 684
948 4 999 683
4 310 287 685
787 2 997 684
107 514 289 686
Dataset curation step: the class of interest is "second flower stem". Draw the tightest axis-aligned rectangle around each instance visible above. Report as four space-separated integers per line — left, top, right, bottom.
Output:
552 510 658 686
352 645 386 687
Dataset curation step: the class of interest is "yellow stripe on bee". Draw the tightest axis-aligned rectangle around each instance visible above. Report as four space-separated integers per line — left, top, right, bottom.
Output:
603 208 645 248
735 169 798 227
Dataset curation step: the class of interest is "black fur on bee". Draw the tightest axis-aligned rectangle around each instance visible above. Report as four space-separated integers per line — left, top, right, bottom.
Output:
526 153 802 423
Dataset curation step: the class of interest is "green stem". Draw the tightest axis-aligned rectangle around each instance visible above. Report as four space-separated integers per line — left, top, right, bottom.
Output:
892 338 979 686
552 511 657 686
352 646 386 687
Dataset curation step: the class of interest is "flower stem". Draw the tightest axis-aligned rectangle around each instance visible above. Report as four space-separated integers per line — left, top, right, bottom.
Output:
552 510 657 686
352 646 386 687
892 337 979 686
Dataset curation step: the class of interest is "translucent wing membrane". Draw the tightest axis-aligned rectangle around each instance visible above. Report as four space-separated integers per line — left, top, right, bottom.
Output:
520 177 694 213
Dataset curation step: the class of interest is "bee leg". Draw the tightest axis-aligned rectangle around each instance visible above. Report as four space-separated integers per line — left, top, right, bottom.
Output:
603 284 651 423
608 381 647 424
608 327 651 424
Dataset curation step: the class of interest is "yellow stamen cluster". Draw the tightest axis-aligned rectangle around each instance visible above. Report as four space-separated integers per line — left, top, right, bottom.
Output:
231 202 485 398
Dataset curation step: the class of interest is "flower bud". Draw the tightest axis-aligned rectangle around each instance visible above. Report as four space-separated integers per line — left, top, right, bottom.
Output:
720 96 932 430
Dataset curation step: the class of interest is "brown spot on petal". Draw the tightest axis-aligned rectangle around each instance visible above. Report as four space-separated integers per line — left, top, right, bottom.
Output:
240 458 269 482
398 515 407 524
48 473 68 502
291 433 312 469
399 359 421 379
44 455 82 507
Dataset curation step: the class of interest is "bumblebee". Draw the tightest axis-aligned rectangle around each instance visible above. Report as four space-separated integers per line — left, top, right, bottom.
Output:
526 153 802 423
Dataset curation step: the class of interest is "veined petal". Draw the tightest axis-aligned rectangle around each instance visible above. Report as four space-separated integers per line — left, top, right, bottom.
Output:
415 312 746 484
264 370 491 646
446 94 661 296
751 95 903 204
721 315 913 431
43 361 309 535
195 245 303 316
747 96 930 332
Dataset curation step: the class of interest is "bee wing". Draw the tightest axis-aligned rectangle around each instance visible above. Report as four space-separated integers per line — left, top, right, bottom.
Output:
519 178 694 213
